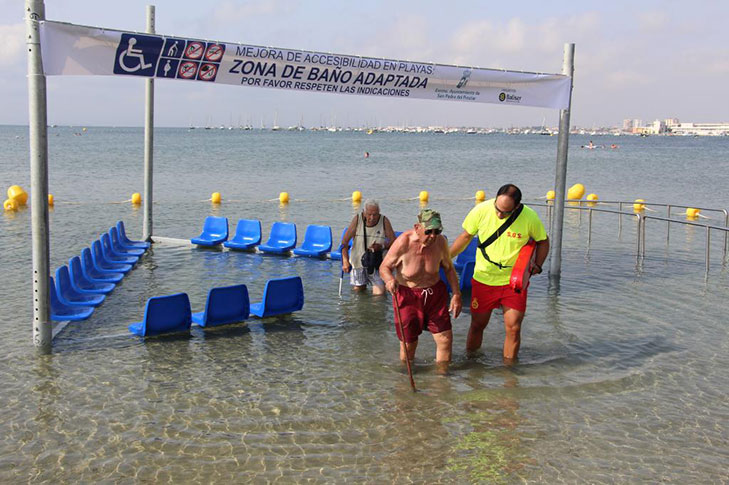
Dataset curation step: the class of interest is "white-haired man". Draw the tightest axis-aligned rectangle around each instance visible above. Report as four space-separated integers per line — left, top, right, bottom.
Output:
341 199 397 295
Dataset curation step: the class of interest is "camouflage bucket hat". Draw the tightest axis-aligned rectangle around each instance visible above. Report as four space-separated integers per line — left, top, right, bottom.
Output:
418 208 443 231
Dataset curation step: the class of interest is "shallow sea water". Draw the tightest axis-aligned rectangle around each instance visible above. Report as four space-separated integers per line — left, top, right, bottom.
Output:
1 126 728 482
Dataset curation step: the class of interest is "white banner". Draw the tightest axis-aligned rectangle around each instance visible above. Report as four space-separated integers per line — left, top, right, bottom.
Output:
40 20 571 109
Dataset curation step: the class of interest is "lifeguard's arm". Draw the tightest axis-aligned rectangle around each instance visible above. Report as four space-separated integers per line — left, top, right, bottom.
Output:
449 230 474 259
532 237 550 274
341 215 358 272
379 235 407 294
439 237 462 318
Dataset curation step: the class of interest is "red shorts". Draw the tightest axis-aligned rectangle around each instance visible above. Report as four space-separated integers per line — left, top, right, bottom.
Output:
392 280 451 343
470 279 528 313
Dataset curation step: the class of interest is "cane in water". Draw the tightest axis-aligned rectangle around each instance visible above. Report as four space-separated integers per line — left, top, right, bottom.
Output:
393 291 416 392
338 269 344 297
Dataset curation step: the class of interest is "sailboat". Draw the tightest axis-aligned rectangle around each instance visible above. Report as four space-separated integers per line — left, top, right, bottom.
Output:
271 111 280 131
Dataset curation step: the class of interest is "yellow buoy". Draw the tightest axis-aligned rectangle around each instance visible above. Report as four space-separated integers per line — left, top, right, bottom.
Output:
419 190 429 203
633 199 645 212
131 192 142 205
546 190 555 201
279 192 290 204
352 190 362 203
586 193 599 206
4 198 18 211
7 185 28 205
686 208 700 219
567 183 585 200
475 190 486 202
211 192 222 204
48 194 54 206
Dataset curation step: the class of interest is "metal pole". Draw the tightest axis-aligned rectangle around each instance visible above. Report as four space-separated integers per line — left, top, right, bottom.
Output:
587 208 592 247
705 226 710 274
636 216 642 261
548 43 575 279
142 5 155 242
723 210 728 262
666 204 671 246
26 0 52 353
618 201 623 237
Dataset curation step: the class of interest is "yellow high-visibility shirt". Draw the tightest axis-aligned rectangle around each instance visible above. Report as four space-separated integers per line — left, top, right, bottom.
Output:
462 199 547 286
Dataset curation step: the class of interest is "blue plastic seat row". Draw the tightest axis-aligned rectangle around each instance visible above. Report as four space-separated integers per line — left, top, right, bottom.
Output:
128 276 305 337
49 221 148 322
191 217 335 258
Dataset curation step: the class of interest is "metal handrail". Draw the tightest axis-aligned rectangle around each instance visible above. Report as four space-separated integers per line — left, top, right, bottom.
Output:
529 201 728 273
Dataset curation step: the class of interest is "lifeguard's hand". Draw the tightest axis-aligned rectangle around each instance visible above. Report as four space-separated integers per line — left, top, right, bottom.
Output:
342 261 352 273
385 279 398 295
449 293 462 319
370 242 383 252
530 263 543 275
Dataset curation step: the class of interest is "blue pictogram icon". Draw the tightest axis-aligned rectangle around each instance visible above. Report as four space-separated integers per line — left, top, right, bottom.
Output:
197 63 219 82
113 33 163 77
162 38 186 59
157 58 180 78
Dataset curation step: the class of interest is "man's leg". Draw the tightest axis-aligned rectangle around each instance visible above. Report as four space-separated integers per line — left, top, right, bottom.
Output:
466 310 493 352
372 284 385 295
352 285 367 292
502 306 525 363
400 339 418 362
432 329 453 362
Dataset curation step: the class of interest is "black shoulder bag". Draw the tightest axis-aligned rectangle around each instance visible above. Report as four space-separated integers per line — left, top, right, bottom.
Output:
477 204 524 270
361 213 383 274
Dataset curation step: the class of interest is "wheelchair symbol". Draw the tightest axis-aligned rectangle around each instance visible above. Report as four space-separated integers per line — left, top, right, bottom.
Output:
118 37 153 73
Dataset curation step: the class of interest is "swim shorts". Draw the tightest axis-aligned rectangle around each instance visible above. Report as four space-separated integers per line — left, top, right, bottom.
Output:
350 267 384 287
470 279 527 313
392 280 451 343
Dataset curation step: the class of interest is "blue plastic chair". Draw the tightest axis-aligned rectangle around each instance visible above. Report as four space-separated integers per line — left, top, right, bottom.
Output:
92 240 133 274
250 276 304 318
191 216 229 246
109 227 145 256
69 256 115 294
454 237 478 271
329 228 350 261
55 266 105 307
101 233 138 265
223 219 262 251
81 248 124 283
459 260 475 291
50 277 94 321
117 221 150 249
293 225 332 258
128 293 192 337
192 284 250 327
439 267 452 294
258 222 297 255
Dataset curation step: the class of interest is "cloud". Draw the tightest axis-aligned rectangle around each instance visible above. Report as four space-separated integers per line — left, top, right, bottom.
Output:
638 10 669 32
452 18 526 55
0 23 25 67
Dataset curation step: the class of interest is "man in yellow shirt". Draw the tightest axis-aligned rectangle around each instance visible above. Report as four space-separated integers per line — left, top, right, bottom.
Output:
450 184 549 363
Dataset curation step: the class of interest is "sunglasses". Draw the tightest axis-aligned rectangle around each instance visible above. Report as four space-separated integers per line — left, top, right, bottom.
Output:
424 228 442 235
494 201 514 216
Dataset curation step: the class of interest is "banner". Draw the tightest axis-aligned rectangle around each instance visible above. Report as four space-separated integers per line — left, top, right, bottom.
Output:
40 20 572 109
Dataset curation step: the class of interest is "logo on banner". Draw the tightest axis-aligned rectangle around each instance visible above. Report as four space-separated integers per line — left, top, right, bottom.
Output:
456 69 471 89
499 91 522 104
113 34 163 76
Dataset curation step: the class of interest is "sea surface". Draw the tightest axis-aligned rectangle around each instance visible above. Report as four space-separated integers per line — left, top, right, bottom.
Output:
1 126 728 483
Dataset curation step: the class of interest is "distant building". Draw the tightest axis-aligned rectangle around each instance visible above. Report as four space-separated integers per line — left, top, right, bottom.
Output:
669 122 729 136
622 119 634 131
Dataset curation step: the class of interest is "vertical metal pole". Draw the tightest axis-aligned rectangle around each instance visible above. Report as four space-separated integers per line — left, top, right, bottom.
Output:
142 5 155 242
705 226 710 274
26 0 52 353
636 216 641 261
549 43 575 279
641 216 646 258
666 205 671 246
587 208 592 247
618 201 623 237
723 210 728 262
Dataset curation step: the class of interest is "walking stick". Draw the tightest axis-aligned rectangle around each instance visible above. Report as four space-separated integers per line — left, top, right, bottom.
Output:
393 292 416 392
338 269 343 297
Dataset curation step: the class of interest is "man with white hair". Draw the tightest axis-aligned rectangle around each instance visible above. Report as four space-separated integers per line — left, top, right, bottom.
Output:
341 199 397 295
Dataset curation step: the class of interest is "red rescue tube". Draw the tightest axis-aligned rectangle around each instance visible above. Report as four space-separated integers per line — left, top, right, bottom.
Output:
509 239 536 294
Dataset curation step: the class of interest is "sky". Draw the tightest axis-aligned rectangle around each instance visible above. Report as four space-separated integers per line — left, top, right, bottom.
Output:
1 0 727 128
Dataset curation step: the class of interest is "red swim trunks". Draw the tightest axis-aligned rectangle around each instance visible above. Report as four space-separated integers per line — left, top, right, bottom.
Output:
470 279 527 313
392 280 451 343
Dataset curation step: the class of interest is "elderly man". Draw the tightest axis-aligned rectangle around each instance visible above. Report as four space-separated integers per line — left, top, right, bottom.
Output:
341 199 397 295
450 184 549 364
380 209 462 365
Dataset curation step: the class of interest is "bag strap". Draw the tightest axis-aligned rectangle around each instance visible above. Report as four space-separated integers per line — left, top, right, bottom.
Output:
477 204 524 268
361 212 367 250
